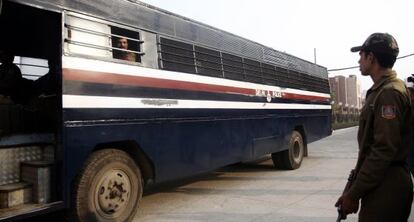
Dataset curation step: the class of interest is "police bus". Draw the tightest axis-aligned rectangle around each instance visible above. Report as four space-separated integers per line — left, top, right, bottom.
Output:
0 0 332 221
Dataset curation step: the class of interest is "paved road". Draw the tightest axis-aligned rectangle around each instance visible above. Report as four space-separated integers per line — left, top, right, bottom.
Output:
19 127 414 221
134 127 360 222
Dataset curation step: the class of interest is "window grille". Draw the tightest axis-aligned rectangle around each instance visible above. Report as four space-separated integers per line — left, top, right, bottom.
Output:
159 37 330 93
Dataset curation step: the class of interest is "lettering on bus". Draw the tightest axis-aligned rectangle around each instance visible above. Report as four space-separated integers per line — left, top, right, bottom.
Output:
255 89 282 102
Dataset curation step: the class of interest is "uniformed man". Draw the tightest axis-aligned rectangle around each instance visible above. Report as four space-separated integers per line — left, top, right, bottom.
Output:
335 33 413 221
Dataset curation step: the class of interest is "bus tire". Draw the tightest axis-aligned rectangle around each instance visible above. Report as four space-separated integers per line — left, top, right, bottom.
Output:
272 130 304 170
72 149 142 222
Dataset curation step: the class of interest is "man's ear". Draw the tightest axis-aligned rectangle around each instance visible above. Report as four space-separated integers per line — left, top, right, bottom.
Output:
368 52 375 64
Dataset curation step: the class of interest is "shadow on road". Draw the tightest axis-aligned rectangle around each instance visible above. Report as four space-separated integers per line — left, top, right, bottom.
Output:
15 160 280 221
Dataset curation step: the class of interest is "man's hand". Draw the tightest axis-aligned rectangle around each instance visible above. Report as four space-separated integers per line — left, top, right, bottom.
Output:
335 193 359 216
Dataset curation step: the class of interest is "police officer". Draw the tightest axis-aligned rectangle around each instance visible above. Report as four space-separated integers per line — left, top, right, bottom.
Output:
335 33 413 221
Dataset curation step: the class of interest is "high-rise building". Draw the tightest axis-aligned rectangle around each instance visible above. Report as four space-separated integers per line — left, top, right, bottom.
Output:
329 75 346 106
329 75 362 110
346 75 362 109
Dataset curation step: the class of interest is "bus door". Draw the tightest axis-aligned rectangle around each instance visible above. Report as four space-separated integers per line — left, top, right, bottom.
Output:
0 1 63 220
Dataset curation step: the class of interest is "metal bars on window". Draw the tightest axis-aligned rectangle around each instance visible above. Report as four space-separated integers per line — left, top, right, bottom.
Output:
159 37 329 93
64 12 144 61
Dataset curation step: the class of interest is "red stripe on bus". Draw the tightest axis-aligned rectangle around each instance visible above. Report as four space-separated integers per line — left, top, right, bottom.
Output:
62 68 329 102
63 68 254 96
282 92 330 102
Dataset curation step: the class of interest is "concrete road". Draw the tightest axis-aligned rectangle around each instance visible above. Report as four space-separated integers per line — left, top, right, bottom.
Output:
134 127 414 222
134 127 360 222
18 127 414 222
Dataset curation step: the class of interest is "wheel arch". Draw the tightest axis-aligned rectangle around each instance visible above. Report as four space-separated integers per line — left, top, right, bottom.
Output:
94 140 155 185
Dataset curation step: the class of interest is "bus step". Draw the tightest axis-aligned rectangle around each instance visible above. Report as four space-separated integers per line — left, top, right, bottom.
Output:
0 182 32 209
20 160 54 204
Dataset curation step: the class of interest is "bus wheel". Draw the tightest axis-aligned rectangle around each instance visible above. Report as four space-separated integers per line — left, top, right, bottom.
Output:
72 149 142 222
272 130 304 170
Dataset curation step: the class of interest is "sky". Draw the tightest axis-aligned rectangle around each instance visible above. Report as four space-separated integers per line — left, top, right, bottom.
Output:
139 0 414 91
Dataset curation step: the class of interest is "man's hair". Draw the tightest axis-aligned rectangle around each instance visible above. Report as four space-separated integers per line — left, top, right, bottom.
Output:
364 50 397 68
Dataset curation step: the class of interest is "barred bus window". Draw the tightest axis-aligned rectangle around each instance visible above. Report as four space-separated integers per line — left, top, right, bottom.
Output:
64 13 144 63
65 14 112 58
195 46 222 77
222 53 244 81
261 63 278 86
275 66 289 88
157 36 330 93
111 27 142 63
159 37 195 74
244 58 262 84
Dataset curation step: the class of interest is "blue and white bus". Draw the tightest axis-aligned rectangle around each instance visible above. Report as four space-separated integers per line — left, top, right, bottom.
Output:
0 0 331 221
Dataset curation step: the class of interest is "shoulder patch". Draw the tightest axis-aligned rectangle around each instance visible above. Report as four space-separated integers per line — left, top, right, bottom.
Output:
381 105 396 119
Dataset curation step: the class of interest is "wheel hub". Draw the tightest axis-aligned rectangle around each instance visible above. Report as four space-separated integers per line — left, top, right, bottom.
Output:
97 170 131 215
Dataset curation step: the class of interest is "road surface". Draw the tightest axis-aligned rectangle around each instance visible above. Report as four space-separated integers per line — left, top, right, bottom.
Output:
134 127 360 222
19 127 414 222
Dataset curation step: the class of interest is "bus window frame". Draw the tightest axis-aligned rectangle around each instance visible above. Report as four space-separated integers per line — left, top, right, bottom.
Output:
63 11 145 65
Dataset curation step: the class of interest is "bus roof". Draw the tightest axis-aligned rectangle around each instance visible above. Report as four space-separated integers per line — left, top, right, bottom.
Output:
8 0 328 78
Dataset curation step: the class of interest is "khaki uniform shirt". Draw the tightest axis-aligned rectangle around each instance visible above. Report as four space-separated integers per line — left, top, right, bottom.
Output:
348 70 413 200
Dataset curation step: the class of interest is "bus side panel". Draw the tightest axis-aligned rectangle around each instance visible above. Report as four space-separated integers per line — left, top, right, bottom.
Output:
62 108 331 188
61 57 332 203
305 111 333 143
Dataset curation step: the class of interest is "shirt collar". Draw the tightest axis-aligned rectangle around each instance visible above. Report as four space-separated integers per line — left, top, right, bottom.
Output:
369 70 397 91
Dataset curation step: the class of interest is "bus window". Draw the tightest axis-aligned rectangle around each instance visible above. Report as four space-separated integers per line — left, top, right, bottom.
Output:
222 53 244 81
244 58 263 84
159 37 195 73
65 14 112 58
262 63 278 86
194 46 222 78
111 27 142 63
64 12 144 64
14 56 48 80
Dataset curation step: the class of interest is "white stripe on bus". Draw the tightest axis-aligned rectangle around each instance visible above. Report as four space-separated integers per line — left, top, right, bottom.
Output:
63 94 332 110
62 56 330 99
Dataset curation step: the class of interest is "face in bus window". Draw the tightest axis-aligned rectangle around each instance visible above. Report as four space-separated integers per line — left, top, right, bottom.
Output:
115 38 136 62
117 38 128 50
